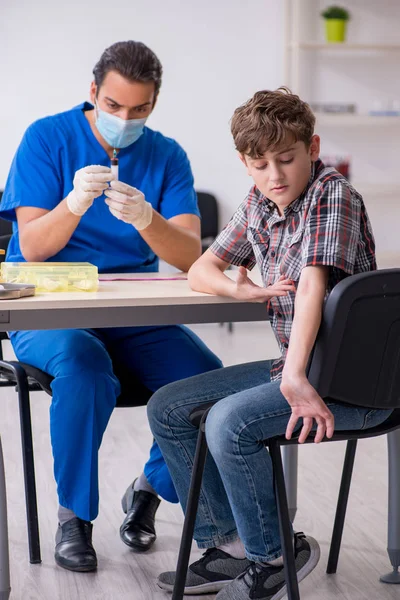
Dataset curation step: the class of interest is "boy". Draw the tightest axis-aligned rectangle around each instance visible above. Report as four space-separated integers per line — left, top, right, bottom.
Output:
147 89 391 599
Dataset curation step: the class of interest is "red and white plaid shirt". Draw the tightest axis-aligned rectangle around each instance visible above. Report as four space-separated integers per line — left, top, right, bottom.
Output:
210 160 376 380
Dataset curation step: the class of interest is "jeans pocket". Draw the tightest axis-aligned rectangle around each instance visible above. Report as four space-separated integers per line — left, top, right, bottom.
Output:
361 408 393 430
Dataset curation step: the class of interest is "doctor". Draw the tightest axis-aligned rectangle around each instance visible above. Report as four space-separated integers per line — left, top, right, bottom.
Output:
0 40 222 572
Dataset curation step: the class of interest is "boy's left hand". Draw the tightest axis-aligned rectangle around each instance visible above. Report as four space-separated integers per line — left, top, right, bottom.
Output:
234 268 295 302
280 374 335 443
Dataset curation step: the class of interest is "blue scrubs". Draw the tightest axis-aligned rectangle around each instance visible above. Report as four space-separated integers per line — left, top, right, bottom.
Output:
2 102 200 271
1 103 222 520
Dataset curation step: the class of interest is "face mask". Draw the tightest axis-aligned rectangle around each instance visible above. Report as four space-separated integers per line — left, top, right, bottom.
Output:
94 102 147 148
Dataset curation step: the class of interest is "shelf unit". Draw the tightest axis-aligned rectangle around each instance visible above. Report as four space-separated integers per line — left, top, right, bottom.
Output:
284 1 400 100
284 0 400 202
353 184 399 197
289 42 400 51
315 114 400 127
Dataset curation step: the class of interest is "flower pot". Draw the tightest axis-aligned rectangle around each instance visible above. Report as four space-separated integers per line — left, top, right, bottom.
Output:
324 19 347 43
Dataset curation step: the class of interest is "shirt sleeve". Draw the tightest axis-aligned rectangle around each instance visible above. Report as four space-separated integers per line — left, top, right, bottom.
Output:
301 180 361 275
209 198 256 269
0 120 62 222
159 143 200 220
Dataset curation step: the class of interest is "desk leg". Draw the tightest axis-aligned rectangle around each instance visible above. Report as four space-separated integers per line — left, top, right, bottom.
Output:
381 430 400 584
0 437 11 600
282 446 298 523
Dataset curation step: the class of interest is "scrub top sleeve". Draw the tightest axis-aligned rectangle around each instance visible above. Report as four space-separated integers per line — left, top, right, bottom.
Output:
0 121 63 222
159 143 200 221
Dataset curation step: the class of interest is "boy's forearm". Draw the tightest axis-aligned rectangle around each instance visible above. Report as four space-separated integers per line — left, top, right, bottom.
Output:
188 261 236 297
282 266 328 379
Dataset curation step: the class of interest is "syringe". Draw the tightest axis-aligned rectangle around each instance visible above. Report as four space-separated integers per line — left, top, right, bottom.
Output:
111 148 119 180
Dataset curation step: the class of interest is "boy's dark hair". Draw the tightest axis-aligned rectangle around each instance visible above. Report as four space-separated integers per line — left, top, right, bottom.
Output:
231 87 315 158
93 41 163 101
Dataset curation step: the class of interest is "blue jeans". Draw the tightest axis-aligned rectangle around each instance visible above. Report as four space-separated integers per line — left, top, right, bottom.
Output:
147 360 392 562
9 325 222 521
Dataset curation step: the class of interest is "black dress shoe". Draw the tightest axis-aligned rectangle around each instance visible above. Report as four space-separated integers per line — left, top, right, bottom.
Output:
120 481 161 552
55 517 97 572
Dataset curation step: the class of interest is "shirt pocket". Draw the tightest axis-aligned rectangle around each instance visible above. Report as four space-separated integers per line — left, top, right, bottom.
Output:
246 227 270 271
247 226 269 246
280 227 305 281
247 226 270 252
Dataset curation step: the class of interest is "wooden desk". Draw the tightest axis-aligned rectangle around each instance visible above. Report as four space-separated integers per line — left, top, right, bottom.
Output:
0 272 266 598
0 273 267 331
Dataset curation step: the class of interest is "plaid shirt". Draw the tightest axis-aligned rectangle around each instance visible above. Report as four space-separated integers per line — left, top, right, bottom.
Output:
210 159 376 381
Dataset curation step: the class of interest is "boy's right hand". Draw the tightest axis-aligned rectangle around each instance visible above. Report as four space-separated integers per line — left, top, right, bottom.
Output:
67 165 113 216
233 267 296 303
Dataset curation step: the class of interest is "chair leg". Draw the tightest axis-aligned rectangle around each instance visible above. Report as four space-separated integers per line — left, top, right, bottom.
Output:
0 435 11 599
327 439 357 575
14 366 41 564
172 418 209 600
269 441 300 600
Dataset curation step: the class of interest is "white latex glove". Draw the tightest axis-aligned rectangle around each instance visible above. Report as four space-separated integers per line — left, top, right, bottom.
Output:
104 180 153 230
66 165 113 216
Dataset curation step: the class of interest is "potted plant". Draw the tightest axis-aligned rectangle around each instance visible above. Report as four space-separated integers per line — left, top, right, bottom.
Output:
321 6 350 43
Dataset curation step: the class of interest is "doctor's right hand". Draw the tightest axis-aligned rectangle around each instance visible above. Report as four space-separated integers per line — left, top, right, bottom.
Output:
66 165 113 216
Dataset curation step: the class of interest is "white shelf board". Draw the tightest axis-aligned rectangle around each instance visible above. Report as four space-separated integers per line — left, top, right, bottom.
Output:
353 184 400 197
377 252 400 269
315 113 400 127
290 42 400 52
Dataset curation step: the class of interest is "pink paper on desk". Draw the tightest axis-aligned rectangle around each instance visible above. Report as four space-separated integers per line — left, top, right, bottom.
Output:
99 276 187 282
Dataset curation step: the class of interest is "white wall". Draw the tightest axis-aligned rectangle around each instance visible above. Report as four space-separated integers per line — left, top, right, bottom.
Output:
0 0 284 227
2 0 399 260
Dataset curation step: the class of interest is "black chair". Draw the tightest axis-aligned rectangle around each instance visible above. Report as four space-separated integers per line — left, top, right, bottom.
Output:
0 210 153 563
196 191 234 333
0 343 153 565
0 193 12 257
171 269 400 600
196 191 219 255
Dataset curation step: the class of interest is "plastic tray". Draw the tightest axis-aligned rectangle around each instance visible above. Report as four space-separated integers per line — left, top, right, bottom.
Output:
1 262 98 293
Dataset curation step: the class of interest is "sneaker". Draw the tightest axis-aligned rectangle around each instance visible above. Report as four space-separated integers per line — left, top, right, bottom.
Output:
215 533 320 600
157 548 252 595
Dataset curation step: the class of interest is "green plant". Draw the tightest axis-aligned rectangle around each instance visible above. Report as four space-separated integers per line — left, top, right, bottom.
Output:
321 6 350 20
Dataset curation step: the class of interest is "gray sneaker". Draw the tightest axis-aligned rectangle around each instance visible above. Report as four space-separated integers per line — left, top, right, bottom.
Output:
157 548 252 595
215 533 320 600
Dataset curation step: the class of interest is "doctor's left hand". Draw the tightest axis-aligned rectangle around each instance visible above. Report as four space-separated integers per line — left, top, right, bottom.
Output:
104 180 153 230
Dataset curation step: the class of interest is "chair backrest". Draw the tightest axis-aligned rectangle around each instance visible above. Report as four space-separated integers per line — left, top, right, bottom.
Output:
196 192 219 240
0 191 12 259
0 234 11 257
0 221 11 236
308 269 400 409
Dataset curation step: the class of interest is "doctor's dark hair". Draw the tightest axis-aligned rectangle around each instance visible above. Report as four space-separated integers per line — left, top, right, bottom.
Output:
93 41 163 101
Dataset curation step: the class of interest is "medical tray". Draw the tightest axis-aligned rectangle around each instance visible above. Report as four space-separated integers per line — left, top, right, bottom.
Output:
1 262 98 293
